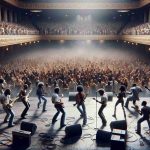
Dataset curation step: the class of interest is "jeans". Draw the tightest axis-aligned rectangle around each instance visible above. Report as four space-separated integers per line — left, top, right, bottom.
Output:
137 116 150 133
52 104 66 126
125 96 137 108
3 106 14 126
77 102 87 125
21 100 30 118
98 104 107 125
114 100 126 118
37 95 47 111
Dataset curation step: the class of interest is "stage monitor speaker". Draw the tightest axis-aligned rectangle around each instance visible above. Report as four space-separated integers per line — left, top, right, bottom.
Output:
12 130 31 149
65 124 82 138
69 92 78 101
106 92 113 101
110 120 127 131
111 134 126 150
20 121 37 136
112 129 127 139
96 130 111 144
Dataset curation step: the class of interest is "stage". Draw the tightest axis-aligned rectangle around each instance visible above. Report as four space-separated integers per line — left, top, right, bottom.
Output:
0 96 150 150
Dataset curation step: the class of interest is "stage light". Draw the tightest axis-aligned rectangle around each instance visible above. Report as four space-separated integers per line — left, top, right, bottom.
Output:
124 41 126 43
118 10 129 13
100 40 104 44
86 40 91 44
25 43 27 45
6 48 9 51
30 10 42 13
136 43 138 45
33 41 36 44
132 43 134 45
20 43 22 46
60 40 65 44
149 48 150 51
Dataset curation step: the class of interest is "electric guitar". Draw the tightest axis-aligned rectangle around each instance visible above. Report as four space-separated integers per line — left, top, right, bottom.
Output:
53 94 64 108
73 93 88 106
25 88 32 102
6 97 19 109
19 88 32 102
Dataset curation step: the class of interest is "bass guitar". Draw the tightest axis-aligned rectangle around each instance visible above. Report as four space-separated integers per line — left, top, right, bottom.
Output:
6 97 19 109
73 93 88 106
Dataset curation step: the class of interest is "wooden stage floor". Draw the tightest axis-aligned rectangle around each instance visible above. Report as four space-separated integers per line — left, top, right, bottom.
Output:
0 96 150 150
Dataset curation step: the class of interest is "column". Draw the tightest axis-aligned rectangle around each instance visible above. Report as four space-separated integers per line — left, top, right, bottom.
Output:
4 8 8 22
148 8 150 22
0 6 1 22
9 10 13 22
14 12 17 23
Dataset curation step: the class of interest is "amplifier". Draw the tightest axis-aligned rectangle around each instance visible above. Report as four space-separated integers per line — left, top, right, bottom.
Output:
65 124 82 138
106 92 113 101
21 121 37 136
12 130 31 149
111 134 126 150
68 92 78 101
112 129 127 139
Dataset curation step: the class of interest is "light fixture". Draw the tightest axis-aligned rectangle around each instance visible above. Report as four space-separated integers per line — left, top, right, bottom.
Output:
118 10 129 13
30 10 42 13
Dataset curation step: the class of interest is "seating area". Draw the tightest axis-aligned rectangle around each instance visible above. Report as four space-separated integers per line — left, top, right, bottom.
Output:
0 22 39 35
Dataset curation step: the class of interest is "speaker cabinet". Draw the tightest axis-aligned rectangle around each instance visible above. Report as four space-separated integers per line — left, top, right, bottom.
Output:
12 130 31 149
20 121 37 136
68 92 78 101
111 134 126 150
106 92 113 101
96 130 111 144
65 124 82 138
110 120 127 131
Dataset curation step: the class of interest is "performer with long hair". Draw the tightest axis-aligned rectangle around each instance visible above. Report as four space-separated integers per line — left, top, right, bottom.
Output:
36 82 47 112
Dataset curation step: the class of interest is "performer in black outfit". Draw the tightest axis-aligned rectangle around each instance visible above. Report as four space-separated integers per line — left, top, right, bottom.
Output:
136 101 150 135
94 89 108 127
112 85 126 119
51 87 66 128
19 84 31 119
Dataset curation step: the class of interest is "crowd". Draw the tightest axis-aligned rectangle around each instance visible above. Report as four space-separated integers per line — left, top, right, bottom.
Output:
36 22 123 35
0 56 150 96
0 20 149 36
0 22 39 35
121 22 150 35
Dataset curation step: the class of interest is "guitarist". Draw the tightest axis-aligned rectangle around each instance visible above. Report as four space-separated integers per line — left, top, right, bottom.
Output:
94 89 108 127
0 89 15 127
74 85 87 126
36 82 47 112
19 84 31 119
136 101 150 135
51 87 66 128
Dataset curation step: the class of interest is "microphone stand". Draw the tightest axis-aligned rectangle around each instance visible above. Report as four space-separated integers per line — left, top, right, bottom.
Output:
94 91 98 130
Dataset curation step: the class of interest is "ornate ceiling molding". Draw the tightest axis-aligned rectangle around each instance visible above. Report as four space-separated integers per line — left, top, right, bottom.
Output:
2 0 150 10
